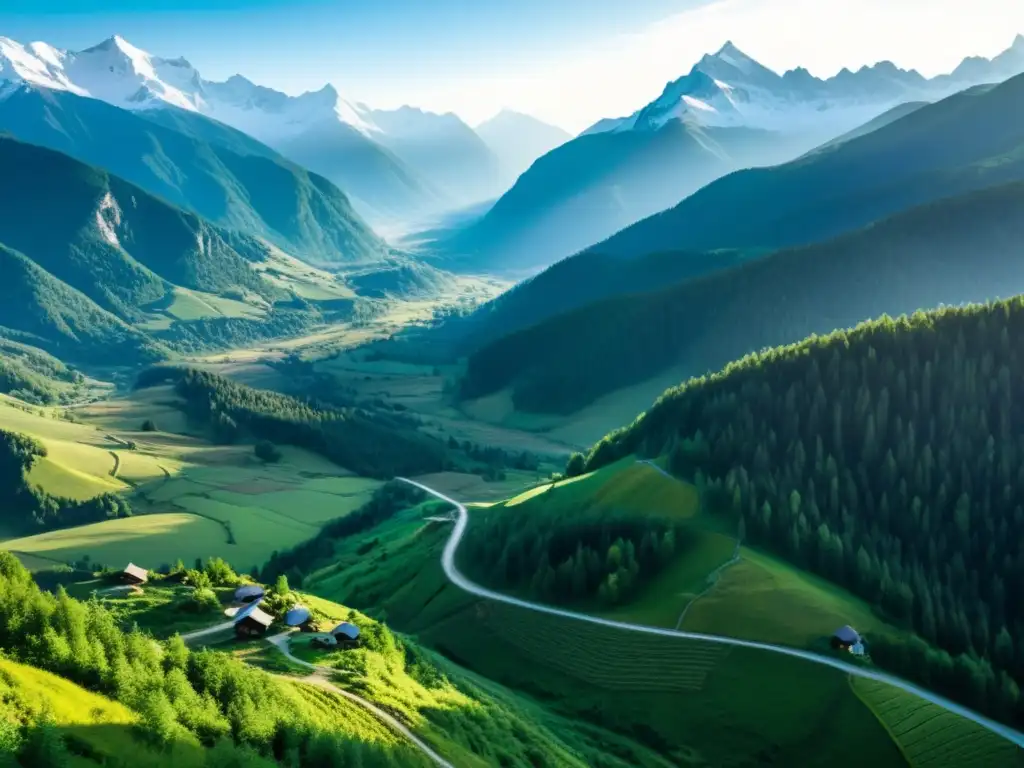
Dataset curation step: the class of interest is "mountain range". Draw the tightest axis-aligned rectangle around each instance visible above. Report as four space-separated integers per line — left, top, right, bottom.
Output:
425 35 1024 276
0 35 566 225
475 109 573 187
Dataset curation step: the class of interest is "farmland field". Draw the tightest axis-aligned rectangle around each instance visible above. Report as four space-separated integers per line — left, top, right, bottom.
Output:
852 677 1020 767
680 547 891 648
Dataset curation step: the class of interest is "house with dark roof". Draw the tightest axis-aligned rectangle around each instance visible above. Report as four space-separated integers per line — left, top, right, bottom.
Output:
331 621 361 647
831 625 862 652
285 606 313 631
118 563 148 585
234 585 265 604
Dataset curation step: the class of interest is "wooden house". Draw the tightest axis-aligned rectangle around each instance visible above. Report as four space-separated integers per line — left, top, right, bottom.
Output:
234 602 274 638
234 585 265 604
285 606 313 632
117 563 148 586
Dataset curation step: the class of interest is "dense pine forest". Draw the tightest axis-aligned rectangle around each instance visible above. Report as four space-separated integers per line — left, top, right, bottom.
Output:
136 367 451 478
0 429 131 532
0 552 424 767
459 504 691 606
578 296 1024 725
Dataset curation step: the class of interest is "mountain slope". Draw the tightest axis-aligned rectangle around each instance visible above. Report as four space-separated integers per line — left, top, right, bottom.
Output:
0 35 442 226
425 36 1024 276
0 85 388 266
369 106 502 204
592 73 1024 260
475 110 572 186
0 244 161 366
432 119 800 275
574 289 1024 736
461 180 1024 414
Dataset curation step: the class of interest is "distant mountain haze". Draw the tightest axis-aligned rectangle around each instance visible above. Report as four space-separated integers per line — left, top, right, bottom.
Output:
475 109 573 186
426 36 1024 276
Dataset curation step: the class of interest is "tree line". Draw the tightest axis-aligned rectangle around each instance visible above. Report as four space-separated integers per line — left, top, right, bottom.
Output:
460 493 691 606
0 552 426 767
576 297 1024 727
136 367 451 479
0 429 131 532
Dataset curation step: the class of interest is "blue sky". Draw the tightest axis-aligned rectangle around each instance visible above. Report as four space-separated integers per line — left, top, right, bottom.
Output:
4 0 1023 131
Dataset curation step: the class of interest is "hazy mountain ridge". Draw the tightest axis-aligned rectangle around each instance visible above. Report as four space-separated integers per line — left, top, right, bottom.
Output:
461 180 1024 414
423 35 1024 276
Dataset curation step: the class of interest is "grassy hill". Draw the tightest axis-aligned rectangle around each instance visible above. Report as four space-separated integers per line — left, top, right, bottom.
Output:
0 87 388 266
591 74 1024 260
429 119 805 275
572 292 1024 733
460 180 1024 414
0 552 430 767
260 480 1023 766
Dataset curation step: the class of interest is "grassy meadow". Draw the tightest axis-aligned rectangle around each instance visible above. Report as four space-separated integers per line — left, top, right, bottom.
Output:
0 387 380 573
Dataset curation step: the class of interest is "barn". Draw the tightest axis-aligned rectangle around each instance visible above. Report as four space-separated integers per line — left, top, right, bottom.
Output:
117 563 148 586
234 602 274 638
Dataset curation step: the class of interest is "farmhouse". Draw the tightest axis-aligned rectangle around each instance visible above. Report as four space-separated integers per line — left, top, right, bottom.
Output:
831 625 862 653
117 563 148 585
234 585 265 604
332 621 361 647
234 602 274 638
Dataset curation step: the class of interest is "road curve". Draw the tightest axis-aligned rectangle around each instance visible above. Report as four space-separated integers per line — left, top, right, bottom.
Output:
266 633 455 768
398 477 1024 749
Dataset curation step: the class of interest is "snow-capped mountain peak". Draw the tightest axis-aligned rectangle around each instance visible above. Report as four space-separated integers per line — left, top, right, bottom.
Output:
582 34 1024 138
0 33 387 140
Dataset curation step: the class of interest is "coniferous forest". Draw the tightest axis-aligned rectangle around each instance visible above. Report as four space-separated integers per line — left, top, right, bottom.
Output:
578 297 1024 725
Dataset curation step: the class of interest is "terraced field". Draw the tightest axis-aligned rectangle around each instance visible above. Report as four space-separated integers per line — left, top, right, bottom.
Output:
482 601 728 692
853 677 1022 767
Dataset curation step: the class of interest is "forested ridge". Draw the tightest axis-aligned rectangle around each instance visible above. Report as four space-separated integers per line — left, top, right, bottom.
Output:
578 295 1024 725
461 179 1024 414
136 367 451 478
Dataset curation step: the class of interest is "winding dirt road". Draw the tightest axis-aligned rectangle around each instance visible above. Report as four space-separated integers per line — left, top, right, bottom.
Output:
398 476 1024 749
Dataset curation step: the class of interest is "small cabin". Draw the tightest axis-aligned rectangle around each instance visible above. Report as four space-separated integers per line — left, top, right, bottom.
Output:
831 625 861 652
234 585 265 604
234 604 274 638
285 606 314 632
331 621 361 647
117 563 148 586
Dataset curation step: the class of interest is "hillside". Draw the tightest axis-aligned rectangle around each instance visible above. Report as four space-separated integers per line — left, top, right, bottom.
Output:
429 119 803 275
0 244 163 366
0 86 387 266
575 292 1024 731
474 109 572 187
460 180 1024 414
590 73 1024 260
257 476 1023 766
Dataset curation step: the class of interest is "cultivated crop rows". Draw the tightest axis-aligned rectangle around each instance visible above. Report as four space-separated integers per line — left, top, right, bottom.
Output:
853 678 1018 767
483 602 727 692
